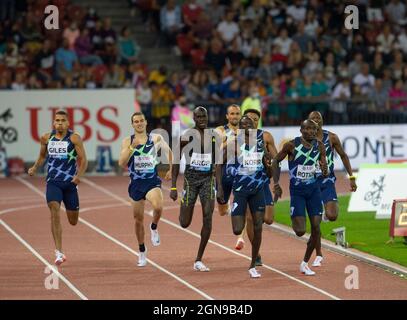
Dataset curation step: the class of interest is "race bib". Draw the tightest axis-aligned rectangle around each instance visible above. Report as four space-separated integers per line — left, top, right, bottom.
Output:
48 141 68 159
134 155 155 172
190 153 211 171
296 165 316 180
238 152 263 175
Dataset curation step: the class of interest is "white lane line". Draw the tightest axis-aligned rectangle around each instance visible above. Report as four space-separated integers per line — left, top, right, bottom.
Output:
0 204 45 216
15 177 214 301
82 177 341 300
0 219 88 300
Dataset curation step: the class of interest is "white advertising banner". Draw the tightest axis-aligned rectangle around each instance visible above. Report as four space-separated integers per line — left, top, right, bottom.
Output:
347 164 407 218
263 124 407 171
0 90 135 162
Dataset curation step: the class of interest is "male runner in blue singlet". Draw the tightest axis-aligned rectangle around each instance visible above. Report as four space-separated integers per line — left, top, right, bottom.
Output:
28 110 88 265
307 111 357 267
272 120 328 276
119 112 173 267
217 116 272 278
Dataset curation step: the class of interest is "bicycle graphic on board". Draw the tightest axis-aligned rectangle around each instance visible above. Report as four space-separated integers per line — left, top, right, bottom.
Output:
364 175 386 206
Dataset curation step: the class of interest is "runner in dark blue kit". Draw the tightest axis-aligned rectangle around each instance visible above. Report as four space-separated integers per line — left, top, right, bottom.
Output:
118 112 172 267
28 110 88 265
272 119 328 276
217 116 272 278
308 111 357 267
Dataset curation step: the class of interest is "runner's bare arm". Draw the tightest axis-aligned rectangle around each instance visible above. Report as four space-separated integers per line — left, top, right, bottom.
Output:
118 136 132 168
264 131 278 158
317 140 328 177
28 133 50 176
170 136 189 201
71 133 88 185
154 134 173 180
330 132 357 191
272 141 294 202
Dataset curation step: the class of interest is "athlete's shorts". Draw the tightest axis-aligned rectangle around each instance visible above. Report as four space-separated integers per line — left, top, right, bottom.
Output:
289 183 322 218
320 177 338 204
46 180 79 211
128 177 161 201
231 187 265 217
182 172 215 207
263 182 274 206
216 174 234 205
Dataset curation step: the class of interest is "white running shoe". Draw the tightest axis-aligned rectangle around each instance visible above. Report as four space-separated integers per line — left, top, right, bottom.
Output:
248 267 261 278
235 238 245 250
150 225 160 246
322 213 330 223
138 249 147 267
300 261 316 276
193 261 210 272
54 250 66 266
312 255 323 267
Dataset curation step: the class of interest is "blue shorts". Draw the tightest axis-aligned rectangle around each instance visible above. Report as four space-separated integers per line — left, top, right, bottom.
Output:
217 174 234 205
320 179 338 204
290 183 322 218
128 177 161 201
263 182 274 206
231 186 265 217
46 180 79 211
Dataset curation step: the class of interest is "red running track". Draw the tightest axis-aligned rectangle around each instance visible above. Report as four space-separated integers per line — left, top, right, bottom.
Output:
0 175 406 300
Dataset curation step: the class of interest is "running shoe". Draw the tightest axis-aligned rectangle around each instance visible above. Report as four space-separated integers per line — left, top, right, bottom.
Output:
235 238 245 250
248 267 261 278
138 249 147 267
193 261 210 272
150 224 160 246
312 255 323 267
300 261 315 276
54 250 66 266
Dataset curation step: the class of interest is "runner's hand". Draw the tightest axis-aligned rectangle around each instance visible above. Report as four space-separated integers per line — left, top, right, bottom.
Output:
216 187 224 204
28 166 37 176
273 183 282 203
170 189 178 201
72 175 81 185
350 179 357 192
320 160 328 177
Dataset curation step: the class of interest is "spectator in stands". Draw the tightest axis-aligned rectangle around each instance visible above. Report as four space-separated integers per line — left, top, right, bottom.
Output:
273 28 292 57
371 51 385 78
390 50 405 80
75 28 104 66
311 71 330 114
388 79 407 110
369 78 389 112
35 39 55 85
204 0 225 26
245 0 265 29
103 63 124 88
160 0 183 47
304 10 320 39
386 0 406 26
63 22 80 50
292 22 313 53
376 24 396 63
192 11 214 40
3 39 20 68
348 53 365 79
11 73 26 90
1 0 15 21
266 76 282 124
226 39 244 68
205 38 226 73
216 10 240 45
84 7 99 30
223 78 242 102
90 20 104 53
286 0 306 23
330 77 351 124
136 79 153 119
149 65 167 85
55 38 79 79
303 51 323 78
182 0 203 28
118 26 140 65
102 18 117 46
286 78 302 124
353 63 375 95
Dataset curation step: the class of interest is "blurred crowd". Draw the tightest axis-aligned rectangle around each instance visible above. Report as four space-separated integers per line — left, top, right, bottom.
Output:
2 0 407 127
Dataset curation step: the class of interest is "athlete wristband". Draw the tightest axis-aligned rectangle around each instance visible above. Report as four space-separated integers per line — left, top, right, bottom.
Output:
170 187 177 191
128 145 135 152
349 175 356 180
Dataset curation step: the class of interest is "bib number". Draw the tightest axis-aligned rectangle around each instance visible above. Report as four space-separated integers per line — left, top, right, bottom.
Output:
134 155 155 173
296 165 316 180
190 153 211 172
48 141 68 159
